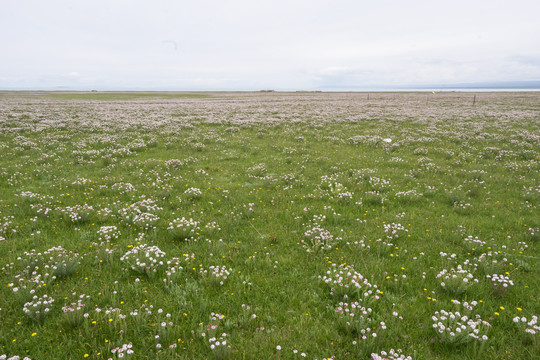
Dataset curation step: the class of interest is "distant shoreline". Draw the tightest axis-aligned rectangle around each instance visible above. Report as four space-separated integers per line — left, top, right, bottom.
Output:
1 88 540 93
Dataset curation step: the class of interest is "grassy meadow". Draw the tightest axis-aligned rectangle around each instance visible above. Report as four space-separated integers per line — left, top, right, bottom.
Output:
0 91 539 359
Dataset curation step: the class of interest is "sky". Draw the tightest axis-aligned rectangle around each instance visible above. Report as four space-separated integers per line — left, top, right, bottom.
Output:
2 0 540 90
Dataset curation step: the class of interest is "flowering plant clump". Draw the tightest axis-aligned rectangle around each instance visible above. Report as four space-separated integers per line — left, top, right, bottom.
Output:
333 301 377 334
462 235 486 253
513 315 540 335
432 309 491 345
394 189 423 201
366 176 391 192
44 246 81 279
167 217 200 241
117 198 162 229
184 187 202 199
486 273 514 295
351 324 385 350
204 221 222 234
450 299 480 312
8 272 45 303
200 265 232 286
373 238 393 256
328 182 346 197
109 343 134 359
413 147 429 155
57 204 95 224
0 215 15 241
0 355 32 360
247 163 268 178
453 201 473 213
371 349 413 360
61 293 90 328
528 227 539 241
13 246 81 284
97 226 121 241
131 212 160 230
383 223 408 240
473 252 507 274
200 312 230 360
162 257 185 287
120 244 166 278
153 308 175 349
23 294 55 323
436 264 478 295
302 224 336 253
111 182 136 193
208 333 230 360
165 159 184 169
319 263 381 302
336 191 354 202
162 253 195 287
91 239 117 265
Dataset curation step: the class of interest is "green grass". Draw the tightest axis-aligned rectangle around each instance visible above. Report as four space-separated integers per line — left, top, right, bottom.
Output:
0 92 539 359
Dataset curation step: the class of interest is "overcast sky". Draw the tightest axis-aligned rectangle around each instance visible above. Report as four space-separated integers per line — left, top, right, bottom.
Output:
2 0 540 90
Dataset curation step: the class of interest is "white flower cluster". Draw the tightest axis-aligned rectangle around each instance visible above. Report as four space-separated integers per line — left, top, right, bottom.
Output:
513 315 540 335
247 163 268 178
209 333 229 350
383 223 407 239
57 205 95 223
336 191 353 201
120 244 166 276
0 215 15 241
184 187 202 198
319 263 381 301
200 312 230 357
451 299 479 312
367 176 391 191
463 235 486 249
165 159 184 169
23 294 55 323
436 264 478 295
394 189 423 199
474 252 507 272
200 265 232 286
334 301 372 318
131 212 160 230
432 310 491 344
204 221 221 231
118 198 162 229
61 294 89 313
110 343 134 357
486 273 514 287
371 349 413 360
334 301 378 335
111 182 136 193
62 293 90 327
26 246 81 280
0 355 32 360
167 217 200 240
97 225 120 241
453 201 472 210
302 224 335 253
352 321 386 342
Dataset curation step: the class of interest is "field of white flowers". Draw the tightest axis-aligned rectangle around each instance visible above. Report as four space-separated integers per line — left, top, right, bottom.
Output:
0 91 539 359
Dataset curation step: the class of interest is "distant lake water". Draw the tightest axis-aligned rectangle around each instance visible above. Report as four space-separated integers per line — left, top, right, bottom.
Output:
324 88 540 92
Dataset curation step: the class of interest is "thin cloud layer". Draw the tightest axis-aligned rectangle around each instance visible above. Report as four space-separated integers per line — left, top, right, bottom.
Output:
2 0 540 90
